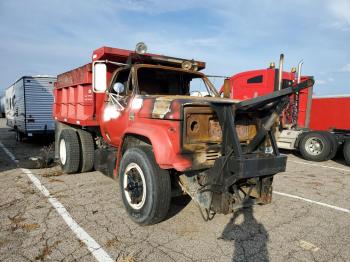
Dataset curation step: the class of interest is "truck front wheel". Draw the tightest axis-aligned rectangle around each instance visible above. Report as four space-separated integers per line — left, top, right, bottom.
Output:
299 132 331 162
59 129 80 174
119 146 171 225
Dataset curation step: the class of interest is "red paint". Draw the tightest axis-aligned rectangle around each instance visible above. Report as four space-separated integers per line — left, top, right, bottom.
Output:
227 69 276 99
54 63 98 126
310 96 350 131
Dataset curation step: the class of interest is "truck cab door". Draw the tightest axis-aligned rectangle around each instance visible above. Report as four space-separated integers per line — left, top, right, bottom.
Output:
232 70 274 100
100 67 133 146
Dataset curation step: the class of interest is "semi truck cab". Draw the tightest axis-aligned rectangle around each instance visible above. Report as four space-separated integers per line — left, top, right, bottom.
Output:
223 55 350 165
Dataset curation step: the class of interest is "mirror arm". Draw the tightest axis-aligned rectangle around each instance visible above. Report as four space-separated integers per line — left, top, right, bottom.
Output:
93 60 127 67
92 60 128 93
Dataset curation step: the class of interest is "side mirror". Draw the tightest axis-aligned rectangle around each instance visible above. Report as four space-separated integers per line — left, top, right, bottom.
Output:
113 82 125 95
93 63 107 93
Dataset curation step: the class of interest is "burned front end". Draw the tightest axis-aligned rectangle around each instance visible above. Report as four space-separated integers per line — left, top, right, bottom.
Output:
178 80 314 219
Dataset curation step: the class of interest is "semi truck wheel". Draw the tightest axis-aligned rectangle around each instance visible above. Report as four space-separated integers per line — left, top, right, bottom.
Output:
119 146 171 225
299 131 331 162
59 129 80 174
77 129 94 173
324 132 338 160
343 140 350 166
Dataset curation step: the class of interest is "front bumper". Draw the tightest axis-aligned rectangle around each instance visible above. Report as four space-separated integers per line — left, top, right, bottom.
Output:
227 153 287 179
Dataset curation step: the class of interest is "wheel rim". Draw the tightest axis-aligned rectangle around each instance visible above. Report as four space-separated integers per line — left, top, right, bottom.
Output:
123 163 146 210
305 137 324 156
59 138 67 165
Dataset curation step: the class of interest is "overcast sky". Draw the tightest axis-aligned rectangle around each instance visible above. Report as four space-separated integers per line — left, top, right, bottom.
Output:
0 0 349 96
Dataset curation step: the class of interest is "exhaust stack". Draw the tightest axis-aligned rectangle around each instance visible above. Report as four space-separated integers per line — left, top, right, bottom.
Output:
297 60 304 83
277 54 284 90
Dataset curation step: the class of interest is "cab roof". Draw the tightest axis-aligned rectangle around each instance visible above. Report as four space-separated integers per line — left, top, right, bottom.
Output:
92 46 206 71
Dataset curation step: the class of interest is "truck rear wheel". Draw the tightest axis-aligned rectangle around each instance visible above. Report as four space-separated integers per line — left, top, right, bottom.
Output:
324 132 338 160
343 140 350 166
77 129 94 173
119 146 171 225
299 131 331 162
59 129 80 174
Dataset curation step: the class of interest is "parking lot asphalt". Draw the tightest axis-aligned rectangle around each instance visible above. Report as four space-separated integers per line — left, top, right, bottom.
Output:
0 118 349 262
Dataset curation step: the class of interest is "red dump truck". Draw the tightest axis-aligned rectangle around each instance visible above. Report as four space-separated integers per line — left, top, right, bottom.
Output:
53 45 314 225
221 55 350 165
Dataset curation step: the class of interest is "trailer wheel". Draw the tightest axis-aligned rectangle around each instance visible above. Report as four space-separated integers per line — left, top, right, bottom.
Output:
119 146 171 225
59 129 80 174
77 129 94 173
343 140 350 166
15 130 23 142
299 132 332 161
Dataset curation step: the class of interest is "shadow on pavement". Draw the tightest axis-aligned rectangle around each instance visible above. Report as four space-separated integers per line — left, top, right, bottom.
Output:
166 195 192 220
0 158 17 172
221 202 269 262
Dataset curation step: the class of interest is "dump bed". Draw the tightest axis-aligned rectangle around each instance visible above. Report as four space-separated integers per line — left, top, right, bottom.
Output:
309 95 350 131
53 64 98 126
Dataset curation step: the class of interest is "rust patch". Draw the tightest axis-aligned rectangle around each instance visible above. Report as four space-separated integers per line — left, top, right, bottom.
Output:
181 106 258 170
152 97 173 118
209 119 221 141
236 123 257 142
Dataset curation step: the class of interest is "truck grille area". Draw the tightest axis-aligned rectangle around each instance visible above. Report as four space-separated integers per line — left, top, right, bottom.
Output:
206 151 221 161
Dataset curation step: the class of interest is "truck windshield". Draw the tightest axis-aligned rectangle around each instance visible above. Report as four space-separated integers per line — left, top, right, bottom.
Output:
136 67 217 96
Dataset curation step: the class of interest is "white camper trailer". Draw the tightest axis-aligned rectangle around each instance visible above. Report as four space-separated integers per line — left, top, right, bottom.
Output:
5 76 56 141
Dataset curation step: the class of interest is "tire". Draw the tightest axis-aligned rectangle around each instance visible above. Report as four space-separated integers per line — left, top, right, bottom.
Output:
59 129 80 174
299 131 332 162
119 146 171 225
323 132 338 160
77 129 94 173
343 140 350 166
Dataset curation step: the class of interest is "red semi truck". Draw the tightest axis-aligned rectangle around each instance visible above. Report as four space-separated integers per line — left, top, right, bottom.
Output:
53 44 313 225
221 55 350 165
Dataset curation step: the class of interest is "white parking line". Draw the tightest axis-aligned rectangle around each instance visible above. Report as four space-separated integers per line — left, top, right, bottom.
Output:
0 143 113 262
0 142 18 163
273 191 350 214
288 160 350 173
21 169 114 262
